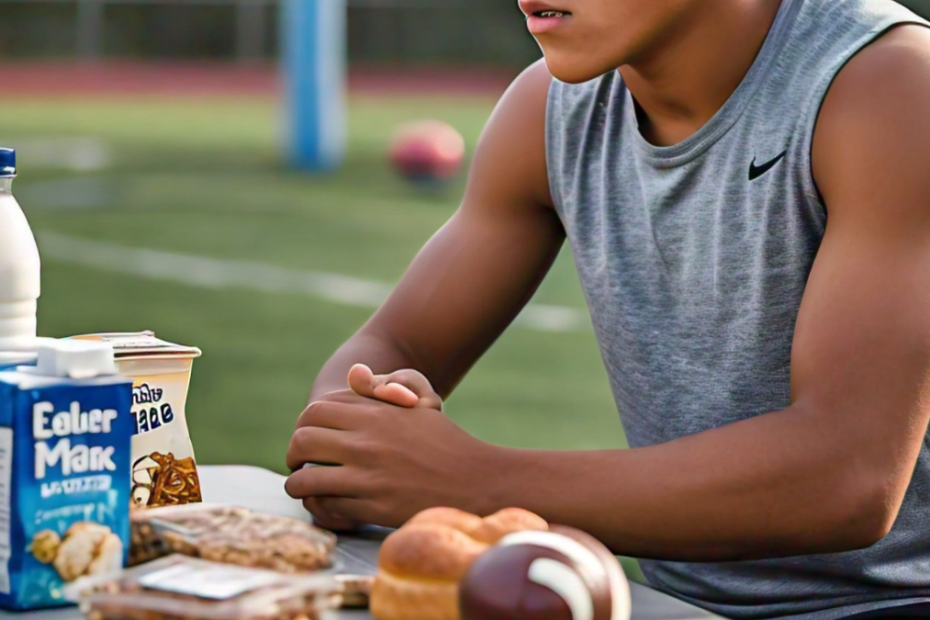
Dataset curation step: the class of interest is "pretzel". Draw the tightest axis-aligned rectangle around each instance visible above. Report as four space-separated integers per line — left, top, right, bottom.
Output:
132 453 203 509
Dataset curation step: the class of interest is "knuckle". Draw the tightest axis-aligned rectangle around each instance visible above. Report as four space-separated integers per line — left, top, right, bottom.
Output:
325 389 359 404
285 474 304 498
309 400 330 414
343 440 378 467
286 438 305 466
394 369 426 384
297 402 323 427
289 428 325 466
337 436 360 459
292 426 316 451
351 439 379 466
285 448 302 471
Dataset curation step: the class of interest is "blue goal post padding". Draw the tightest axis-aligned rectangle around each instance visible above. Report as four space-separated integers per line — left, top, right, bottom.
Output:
281 0 347 171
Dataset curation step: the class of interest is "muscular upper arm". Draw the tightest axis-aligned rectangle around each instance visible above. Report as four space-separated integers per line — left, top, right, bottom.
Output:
798 25 930 527
359 60 563 397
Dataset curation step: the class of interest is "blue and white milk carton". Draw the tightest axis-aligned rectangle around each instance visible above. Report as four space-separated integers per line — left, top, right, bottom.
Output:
0 353 35 372
0 339 133 610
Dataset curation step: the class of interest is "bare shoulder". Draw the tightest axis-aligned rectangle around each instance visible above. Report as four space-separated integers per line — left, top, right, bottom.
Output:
818 24 930 121
465 59 554 210
505 57 554 98
813 25 930 221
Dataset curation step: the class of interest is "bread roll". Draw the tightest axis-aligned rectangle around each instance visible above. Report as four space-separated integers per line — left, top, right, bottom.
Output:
370 507 548 620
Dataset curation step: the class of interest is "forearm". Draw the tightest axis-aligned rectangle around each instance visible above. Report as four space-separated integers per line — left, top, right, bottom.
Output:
310 330 417 402
487 404 886 561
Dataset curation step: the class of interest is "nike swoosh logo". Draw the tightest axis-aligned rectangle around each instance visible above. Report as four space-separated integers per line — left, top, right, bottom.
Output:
748 150 787 181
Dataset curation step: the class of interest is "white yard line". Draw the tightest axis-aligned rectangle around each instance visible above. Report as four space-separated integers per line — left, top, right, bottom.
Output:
8 137 111 172
37 232 591 334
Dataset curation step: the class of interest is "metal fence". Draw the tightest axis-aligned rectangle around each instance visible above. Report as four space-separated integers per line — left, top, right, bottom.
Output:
0 0 539 67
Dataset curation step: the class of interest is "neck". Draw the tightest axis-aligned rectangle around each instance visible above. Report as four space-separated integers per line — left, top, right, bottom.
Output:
620 0 784 146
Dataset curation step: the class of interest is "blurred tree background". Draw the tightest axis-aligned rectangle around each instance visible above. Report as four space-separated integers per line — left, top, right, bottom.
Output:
0 0 540 67
898 0 930 17
1 0 927 67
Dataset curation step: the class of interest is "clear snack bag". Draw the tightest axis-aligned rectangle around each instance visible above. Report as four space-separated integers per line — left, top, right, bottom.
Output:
129 504 337 572
64 555 342 620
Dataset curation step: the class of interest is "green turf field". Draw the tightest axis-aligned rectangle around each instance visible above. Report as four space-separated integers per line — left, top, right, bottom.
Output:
0 94 644 580
0 94 626 470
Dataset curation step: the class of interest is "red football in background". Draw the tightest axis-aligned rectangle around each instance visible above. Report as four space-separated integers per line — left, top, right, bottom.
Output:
459 527 631 620
388 119 465 185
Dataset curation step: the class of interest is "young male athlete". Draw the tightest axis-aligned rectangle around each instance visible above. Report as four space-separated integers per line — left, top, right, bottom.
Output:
284 0 930 617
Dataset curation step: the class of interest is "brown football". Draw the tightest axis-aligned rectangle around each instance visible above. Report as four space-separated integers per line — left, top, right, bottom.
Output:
459 527 631 620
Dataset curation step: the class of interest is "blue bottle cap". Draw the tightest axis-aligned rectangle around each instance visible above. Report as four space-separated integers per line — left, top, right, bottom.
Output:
0 148 15 176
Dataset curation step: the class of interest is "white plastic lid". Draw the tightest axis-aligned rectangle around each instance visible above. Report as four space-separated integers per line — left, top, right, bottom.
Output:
34 339 118 379
0 351 37 366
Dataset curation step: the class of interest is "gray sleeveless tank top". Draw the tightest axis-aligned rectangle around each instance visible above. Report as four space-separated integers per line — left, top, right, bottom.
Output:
546 1 930 619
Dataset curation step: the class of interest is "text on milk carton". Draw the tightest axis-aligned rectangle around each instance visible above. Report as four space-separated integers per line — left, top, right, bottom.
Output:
33 402 120 496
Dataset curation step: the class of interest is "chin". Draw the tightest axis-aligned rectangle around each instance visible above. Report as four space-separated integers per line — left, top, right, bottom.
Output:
542 53 617 84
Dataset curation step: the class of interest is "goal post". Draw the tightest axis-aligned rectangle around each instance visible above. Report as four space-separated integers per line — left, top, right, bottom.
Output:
280 0 347 171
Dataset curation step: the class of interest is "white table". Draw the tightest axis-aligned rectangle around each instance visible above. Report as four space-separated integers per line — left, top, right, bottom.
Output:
200 465 722 620
5 465 724 620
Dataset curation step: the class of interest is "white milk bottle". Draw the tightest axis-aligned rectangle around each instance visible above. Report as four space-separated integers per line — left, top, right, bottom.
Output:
0 148 42 369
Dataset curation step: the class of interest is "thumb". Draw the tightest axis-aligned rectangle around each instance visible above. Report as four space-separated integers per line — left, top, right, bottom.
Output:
376 369 444 411
348 364 443 411
348 364 419 408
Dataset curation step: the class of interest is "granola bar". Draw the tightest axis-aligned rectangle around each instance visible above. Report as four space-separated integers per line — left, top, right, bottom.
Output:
130 505 336 572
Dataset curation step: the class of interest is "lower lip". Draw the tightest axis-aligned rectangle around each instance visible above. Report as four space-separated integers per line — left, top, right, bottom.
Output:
525 14 571 34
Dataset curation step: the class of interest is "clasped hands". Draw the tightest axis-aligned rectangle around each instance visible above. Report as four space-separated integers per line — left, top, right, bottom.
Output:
285 364 494 531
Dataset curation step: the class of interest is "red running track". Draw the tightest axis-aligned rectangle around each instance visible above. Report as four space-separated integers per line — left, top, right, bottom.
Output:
0 61 516 98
